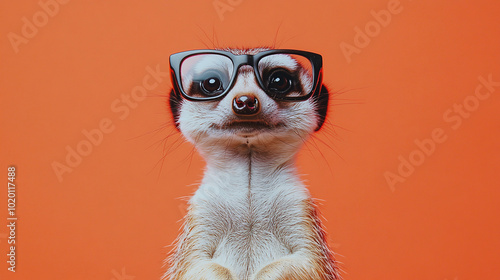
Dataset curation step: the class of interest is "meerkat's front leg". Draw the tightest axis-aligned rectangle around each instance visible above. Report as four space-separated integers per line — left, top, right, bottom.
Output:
166 211 237 280
176 260 236 280
252 253 332 280
252 201 338 280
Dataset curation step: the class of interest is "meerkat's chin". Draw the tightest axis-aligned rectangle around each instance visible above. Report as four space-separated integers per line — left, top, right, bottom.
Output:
209 120 286 137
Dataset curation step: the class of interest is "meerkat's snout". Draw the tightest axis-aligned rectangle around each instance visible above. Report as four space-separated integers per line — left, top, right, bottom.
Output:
232 95 260 116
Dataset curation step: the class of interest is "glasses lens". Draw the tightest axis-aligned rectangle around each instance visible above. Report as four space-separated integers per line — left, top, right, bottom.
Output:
180 54 234 98
257 54 314 98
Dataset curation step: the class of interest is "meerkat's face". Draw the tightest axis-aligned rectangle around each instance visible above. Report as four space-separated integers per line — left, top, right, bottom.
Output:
169 48 329 155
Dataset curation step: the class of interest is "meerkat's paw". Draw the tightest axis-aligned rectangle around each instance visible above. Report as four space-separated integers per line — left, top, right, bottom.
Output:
252 257 324 280
182 261 236 280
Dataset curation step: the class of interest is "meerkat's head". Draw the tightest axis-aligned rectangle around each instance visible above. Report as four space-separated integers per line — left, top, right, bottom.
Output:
168 48 329 158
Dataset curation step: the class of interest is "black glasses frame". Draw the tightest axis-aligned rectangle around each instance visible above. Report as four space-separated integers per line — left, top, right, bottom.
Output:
169 49 323 101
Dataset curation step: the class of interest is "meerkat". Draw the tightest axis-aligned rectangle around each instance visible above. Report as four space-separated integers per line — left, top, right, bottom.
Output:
164 48 340 280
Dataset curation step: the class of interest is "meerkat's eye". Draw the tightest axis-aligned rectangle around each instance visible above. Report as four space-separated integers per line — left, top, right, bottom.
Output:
202 77 222 94
267 69 293 94
193 70 227 96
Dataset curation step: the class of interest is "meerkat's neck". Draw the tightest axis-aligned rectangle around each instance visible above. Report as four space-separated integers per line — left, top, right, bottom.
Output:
196 144 307 197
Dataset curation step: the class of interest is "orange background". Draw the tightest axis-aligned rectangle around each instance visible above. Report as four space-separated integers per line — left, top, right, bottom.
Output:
1 0 499 279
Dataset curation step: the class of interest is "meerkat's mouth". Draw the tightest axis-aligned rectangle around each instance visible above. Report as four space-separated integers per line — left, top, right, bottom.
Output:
213 120 285 134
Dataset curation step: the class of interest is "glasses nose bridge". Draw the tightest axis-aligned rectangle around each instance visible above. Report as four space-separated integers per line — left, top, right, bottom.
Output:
233 54 256 70
229 54 261 91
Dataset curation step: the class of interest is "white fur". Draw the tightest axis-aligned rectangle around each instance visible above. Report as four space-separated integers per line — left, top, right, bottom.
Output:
166 52 336 280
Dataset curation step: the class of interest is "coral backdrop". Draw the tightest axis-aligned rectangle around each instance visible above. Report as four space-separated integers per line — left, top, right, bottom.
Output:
1 0 499 279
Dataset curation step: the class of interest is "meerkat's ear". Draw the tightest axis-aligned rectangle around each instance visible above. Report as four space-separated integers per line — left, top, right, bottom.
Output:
313 84 330 131
169 89 182 131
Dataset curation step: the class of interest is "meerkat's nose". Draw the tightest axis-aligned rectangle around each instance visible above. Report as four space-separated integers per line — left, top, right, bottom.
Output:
232 95 260 116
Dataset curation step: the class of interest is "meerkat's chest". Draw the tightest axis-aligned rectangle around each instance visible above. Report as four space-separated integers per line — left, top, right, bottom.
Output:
214 198 292 278
193 187 306 279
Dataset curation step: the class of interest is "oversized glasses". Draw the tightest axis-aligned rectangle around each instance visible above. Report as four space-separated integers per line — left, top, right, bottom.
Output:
169 49 323 101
